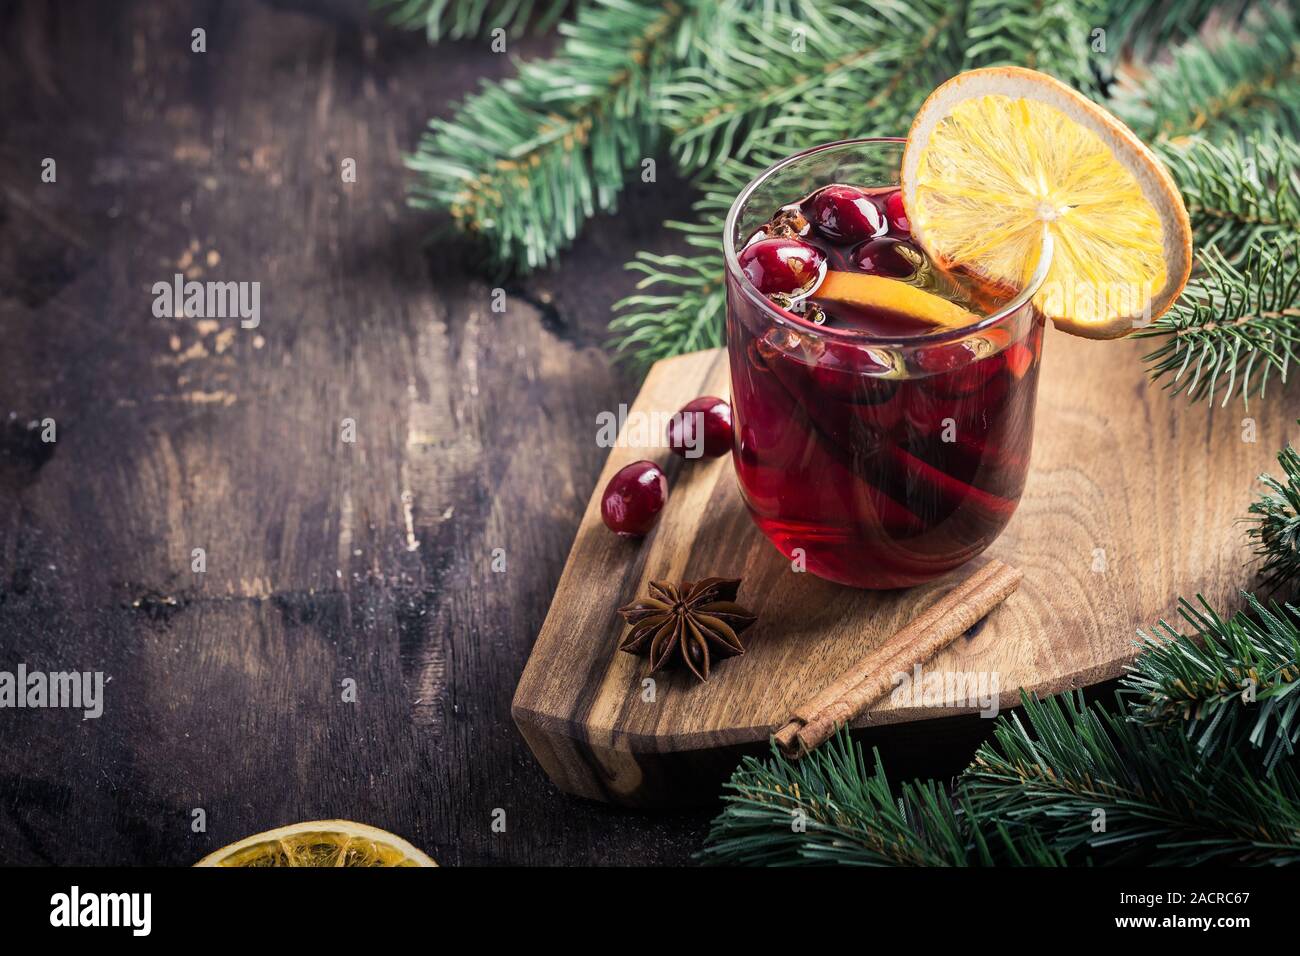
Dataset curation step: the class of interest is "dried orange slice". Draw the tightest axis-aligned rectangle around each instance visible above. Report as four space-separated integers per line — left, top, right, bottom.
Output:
194 820 437 867
901 66 1192 339
815 271 980 328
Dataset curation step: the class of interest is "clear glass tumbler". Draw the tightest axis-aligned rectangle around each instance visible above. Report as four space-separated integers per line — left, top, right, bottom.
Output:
725 138 1052 588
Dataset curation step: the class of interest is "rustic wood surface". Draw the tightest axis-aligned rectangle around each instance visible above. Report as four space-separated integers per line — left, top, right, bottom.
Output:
0 0 730 866
514 337 1290 805
0 0 1290 862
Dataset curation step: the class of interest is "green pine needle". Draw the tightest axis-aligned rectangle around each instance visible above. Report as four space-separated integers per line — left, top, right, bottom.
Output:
1248 436 1300 593
1136 240 1300 406
699 729 1067 866
1159 133 1300 263
658 1 965 177
375 0 572 42
1123 593 1300 773
965 691 1300 864
1100 0 1255 63
703 686 1300 865
405 0 701 272
1111 2 1300 142
963 0 1104 94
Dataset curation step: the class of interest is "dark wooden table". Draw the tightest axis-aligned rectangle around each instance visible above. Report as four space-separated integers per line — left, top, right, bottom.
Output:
1 0 1004 866
0 0 722 866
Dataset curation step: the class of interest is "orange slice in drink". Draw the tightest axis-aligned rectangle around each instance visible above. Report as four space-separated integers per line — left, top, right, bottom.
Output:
815 271 981 328
901 66 1192 339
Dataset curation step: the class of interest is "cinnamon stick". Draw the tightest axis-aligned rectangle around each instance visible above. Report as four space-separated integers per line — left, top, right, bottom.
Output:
773 559 1023 758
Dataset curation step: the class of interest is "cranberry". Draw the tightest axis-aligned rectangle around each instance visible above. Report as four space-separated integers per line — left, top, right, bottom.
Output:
916 342 1004 398
601 460 668 538
805 185 886 243
666 396 732 459
1005 343 1035 379
807 342 894 403
883 190 910 234
851 237 919 279
738 238 825 295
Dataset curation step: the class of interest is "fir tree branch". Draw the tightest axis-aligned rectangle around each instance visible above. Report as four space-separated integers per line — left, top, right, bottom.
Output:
657 1 966 176
965 691 1300 864
1123 594 1300 773
702 684 1300 865
406 0 702 272
699 730 1066 866
1158 132 1300 263
376 0 572 42
1098 0 1254 64
963 0 1104 94
1111 2 1300 142
1248 436 1300 593
1136 240 1300 406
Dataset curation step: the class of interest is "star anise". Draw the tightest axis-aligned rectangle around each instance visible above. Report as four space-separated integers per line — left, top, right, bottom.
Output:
616 577 757 682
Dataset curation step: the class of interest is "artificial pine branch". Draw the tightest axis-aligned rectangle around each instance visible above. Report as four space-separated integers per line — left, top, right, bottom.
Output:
1158 133 1300 263
405 0 702 272
1111 2 1300 141
1136 240 1300 405
376 0 572 42
1122 594 1300 773
1248 435 1300 593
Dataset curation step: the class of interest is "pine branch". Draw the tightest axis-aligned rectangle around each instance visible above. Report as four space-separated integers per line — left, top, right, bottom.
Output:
1111 2 1300 142
610 173 745 365
963 0 1104 94
702 684 1300 865
1098 0 1255 63
657 1 966 177
1123 594 1300 773
1158 132 1300 263
405 0 701 272
1136 240 1300 406
965 691 1300 864
376 0 572 42
1248 436 1300 593
699 729 1066 866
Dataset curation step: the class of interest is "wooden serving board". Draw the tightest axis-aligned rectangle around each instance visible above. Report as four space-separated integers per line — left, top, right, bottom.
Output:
513 330 1290 806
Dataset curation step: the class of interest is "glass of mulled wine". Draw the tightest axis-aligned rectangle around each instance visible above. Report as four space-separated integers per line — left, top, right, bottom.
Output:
724 138 1053 588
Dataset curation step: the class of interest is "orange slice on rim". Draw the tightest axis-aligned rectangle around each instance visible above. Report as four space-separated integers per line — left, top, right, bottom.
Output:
901 66 1192 339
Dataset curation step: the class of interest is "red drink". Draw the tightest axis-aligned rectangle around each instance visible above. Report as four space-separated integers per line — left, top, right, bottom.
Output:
725 139 1048 588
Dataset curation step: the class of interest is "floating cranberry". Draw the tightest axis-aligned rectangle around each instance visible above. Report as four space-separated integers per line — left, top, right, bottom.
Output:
738 238 825 295
914 342 1004 398
805 184 886 243
851 237 919 279
666 396 733 459
883 190 910 234
601 460 668 538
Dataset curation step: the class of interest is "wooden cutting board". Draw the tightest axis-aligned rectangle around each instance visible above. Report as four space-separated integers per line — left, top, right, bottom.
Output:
513 329 1288 806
